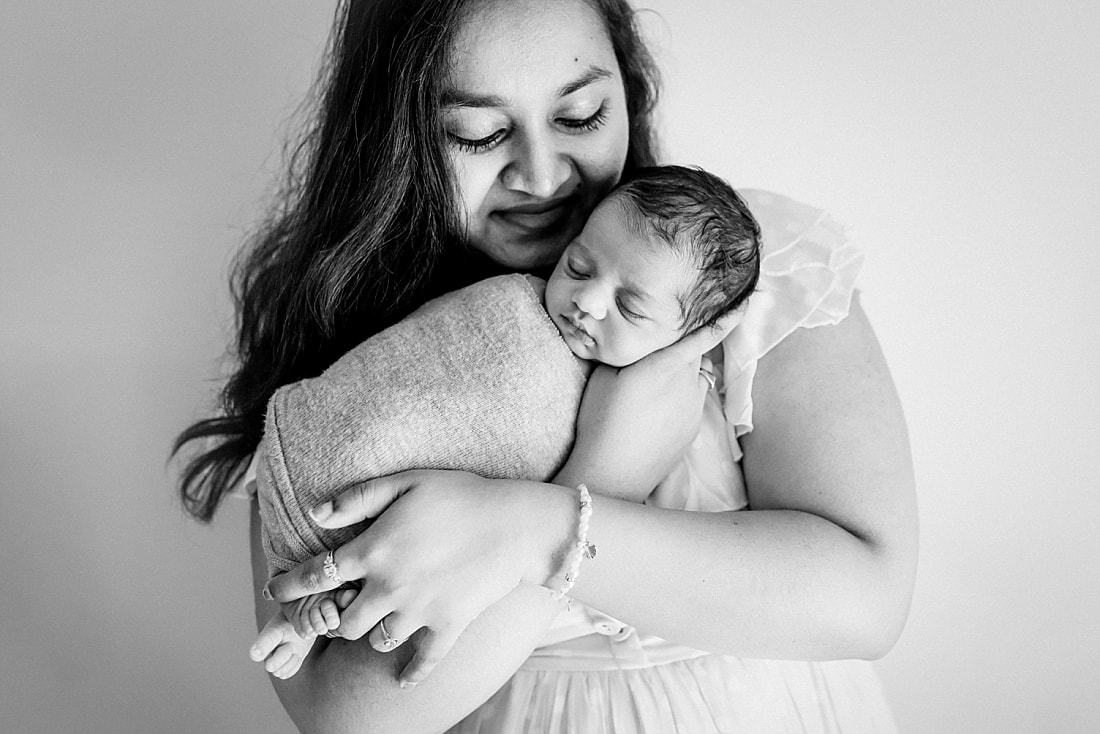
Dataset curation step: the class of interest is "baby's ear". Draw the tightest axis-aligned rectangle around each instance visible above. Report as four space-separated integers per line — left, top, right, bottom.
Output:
716 303 747 332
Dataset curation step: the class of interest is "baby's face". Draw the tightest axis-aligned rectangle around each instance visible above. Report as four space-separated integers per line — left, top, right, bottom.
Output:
544 198 695 367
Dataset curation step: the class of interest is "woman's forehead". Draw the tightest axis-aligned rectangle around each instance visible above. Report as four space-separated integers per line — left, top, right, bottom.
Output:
447 0 617 98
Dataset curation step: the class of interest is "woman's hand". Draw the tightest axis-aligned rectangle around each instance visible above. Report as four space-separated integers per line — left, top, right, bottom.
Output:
263 471 575 689
558 310 742 500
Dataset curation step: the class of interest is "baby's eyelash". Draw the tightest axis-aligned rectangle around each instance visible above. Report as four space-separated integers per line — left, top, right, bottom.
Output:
617 299 645 321
565 260 590 278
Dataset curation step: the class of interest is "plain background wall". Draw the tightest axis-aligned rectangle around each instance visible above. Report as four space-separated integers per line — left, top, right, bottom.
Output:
2 1 1097 732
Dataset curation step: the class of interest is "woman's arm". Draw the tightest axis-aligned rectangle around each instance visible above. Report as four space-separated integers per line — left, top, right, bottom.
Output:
250 499 563 734
270 296 915 660
250 311 736 731
261 297 916 726
559 293 918 658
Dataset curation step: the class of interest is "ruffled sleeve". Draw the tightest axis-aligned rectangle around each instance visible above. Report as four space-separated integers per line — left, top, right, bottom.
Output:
721 190 864 437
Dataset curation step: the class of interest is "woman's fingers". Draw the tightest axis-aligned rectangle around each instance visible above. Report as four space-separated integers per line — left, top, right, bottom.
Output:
367 612 415 654
399 624 464 689
309 472 417 528
329 584 393 641
265 547 357 603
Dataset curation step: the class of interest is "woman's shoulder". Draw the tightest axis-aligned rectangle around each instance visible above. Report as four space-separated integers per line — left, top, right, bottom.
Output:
720 189 866 436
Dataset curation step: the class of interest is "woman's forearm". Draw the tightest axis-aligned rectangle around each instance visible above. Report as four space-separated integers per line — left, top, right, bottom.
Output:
548 297 917 660
537 492 912 660
250 502 560 734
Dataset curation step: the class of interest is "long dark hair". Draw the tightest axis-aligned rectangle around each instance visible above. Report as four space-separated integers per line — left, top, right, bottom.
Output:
173 0 661 522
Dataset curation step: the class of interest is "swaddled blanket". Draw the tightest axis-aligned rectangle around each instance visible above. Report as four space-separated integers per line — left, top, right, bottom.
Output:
257 274 592 576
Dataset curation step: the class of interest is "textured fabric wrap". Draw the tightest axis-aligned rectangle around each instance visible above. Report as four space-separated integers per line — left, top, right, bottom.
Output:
256 274 591 575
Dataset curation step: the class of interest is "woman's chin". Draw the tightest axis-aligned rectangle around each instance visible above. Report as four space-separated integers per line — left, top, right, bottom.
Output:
469 215 582 272
476 238 568 273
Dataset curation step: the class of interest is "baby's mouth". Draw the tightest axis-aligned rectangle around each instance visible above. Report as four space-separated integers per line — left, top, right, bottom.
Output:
563 315 596 347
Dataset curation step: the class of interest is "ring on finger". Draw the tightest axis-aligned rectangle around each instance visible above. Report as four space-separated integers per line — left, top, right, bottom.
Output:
322 549 344 586
379 617 407 649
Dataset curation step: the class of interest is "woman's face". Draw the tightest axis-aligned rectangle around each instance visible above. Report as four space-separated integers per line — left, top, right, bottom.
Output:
444 0 631 271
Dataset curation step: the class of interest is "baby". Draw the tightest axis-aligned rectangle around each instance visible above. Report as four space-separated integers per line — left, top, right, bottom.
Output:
251 165 761 677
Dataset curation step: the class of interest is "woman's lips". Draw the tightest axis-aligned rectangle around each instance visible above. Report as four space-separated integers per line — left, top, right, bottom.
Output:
492 198 574 235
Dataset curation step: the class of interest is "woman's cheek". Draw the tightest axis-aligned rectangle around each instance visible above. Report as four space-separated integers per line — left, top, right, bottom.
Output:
453 155 502 233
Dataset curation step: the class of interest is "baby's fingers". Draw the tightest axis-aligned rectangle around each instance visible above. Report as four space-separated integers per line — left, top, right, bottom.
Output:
398 624 464 690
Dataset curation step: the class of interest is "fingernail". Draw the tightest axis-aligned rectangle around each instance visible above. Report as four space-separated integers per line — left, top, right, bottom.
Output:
262 586 273 601
250 646 261 659
310 501 333 521
400 680 417 690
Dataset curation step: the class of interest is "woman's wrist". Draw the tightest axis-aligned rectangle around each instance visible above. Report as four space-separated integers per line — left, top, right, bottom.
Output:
517 481 580 589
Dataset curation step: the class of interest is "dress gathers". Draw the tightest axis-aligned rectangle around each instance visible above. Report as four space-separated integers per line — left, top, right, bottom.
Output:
448 190 898 734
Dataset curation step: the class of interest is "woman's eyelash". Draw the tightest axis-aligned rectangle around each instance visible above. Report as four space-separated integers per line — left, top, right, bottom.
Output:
449 105 608 153
448 129 507 153
559 105 607 132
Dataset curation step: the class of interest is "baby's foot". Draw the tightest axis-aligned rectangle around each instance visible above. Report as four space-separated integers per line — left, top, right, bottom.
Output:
288 589 341 638
250 613 315 679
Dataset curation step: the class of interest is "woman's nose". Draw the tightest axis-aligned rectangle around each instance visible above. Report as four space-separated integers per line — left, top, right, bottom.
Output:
573 285 607 320
502 132 571 198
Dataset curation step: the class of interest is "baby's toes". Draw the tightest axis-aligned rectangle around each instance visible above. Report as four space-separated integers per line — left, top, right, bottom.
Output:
308 604 329 636
272 652 303 679
251 616 290 662
320 598 341 631
264 642 295 674
335 587 359 609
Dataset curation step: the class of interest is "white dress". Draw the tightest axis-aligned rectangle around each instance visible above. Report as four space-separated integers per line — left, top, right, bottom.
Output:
448 190 898 734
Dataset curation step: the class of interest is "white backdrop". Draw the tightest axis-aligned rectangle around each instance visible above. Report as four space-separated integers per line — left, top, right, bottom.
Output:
2 2 1097 732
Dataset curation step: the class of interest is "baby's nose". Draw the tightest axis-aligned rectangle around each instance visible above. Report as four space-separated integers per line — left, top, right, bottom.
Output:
574 289 607 320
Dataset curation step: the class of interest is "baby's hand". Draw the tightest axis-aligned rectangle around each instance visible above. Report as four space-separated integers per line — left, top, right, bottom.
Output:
250 612 316 679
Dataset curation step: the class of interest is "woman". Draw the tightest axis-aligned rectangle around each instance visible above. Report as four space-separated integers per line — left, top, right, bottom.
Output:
176 0 917 732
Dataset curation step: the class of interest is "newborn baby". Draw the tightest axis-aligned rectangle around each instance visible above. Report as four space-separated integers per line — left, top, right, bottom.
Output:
251 165 761 678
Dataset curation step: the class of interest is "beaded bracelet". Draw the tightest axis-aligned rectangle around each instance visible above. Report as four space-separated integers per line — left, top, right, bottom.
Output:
554 484 597 602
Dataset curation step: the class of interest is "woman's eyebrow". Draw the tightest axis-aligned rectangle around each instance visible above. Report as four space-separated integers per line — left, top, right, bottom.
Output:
556 66 614 98
442 66 614 108
441 90 507 109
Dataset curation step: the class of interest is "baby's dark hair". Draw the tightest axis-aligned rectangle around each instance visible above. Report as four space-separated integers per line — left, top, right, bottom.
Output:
612 165 761 331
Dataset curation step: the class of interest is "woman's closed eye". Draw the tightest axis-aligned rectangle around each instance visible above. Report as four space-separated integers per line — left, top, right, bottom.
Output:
557 104 608 133
448 127 509 153
449 105 609 153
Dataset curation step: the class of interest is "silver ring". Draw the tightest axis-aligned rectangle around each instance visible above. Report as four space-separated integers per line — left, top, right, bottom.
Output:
322 549 343 585
379 618 405 649
698 365 717 390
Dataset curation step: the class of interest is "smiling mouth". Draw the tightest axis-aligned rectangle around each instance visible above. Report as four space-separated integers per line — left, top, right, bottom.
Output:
493 199 574 234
